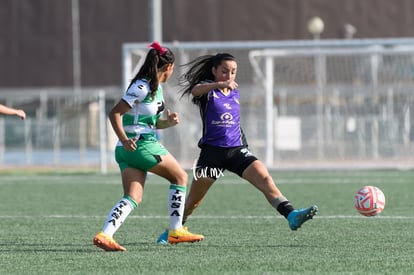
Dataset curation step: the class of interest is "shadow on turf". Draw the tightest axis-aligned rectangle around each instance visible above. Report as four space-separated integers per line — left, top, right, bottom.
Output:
0 242 109 253
0 241 311 253
125 241 311 249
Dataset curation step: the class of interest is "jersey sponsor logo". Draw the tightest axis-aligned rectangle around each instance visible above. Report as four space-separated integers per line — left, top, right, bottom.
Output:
211 112 235 128
126 84 145 97
125 90 138 98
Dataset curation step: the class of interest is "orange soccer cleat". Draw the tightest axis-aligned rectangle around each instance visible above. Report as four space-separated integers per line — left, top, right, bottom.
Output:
93 232 126 252
167 227 204 244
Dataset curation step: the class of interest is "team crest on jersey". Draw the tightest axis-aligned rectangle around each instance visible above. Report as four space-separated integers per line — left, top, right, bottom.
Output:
156 101 165 115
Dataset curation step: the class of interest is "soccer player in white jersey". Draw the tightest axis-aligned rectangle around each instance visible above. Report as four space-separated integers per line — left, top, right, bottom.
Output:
157 53 318 244
93 42 204 252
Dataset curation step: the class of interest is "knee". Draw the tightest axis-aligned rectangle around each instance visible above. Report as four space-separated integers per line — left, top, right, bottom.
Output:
133 197 143 205
174 169 188 185
126 194 142 205
262 174 274 186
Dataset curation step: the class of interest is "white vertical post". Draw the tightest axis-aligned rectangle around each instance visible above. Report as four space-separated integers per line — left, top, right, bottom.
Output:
370 49 380 106
372 118 379 159
24 119 32 165
98 90 108 175
264 56 274 167
0 118 4 164
79 116 87 163
403 104 410 146
53 118 61 164
279 88 287 115
315 50 326 159
122 46 131 92
358 119 366 159
387 88 394 118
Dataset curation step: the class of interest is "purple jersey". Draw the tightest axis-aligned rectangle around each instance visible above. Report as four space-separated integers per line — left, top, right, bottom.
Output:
197 88 247 147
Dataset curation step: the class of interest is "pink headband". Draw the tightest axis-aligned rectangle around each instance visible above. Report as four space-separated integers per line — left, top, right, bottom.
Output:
148 41 168 56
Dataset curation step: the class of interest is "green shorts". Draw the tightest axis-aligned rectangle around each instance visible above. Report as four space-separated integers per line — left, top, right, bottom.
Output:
115 135 168 171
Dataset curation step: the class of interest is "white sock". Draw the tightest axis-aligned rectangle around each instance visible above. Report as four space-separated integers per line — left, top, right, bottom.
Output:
101 196 137 237
168 184 186 230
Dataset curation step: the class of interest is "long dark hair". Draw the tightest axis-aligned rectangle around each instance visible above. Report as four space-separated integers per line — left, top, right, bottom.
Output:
180 53 236 104
128 42 175 99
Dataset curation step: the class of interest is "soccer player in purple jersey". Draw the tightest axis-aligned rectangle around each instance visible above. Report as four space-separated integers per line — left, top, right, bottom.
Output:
157 53 318 244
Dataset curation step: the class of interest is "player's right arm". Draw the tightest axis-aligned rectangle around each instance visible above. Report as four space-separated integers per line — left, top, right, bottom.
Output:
108 100 137 151
109 80 149 152
191 80 238 97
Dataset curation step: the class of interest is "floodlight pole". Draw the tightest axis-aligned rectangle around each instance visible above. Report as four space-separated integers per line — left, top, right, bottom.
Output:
308 17 325 159
71 0 81 95
149 0 162 42
98 90 108 175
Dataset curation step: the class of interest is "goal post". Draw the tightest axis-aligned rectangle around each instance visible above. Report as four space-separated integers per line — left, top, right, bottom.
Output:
249 44 414 166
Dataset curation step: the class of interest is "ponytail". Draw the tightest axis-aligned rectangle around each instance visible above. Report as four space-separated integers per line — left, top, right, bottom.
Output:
128 42 175 98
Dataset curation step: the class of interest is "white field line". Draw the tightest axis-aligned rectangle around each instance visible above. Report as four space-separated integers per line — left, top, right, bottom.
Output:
0 177 412 185
0 215 412 220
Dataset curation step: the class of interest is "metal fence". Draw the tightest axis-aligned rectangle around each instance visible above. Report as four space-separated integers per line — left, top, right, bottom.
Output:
0 88 120 173
123 39 414 169
1 38 413 172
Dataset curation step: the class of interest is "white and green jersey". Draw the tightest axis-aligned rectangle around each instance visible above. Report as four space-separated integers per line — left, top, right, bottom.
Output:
117 78 165 146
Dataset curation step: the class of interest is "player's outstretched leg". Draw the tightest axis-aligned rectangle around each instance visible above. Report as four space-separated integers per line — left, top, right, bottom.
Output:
287 205 318 231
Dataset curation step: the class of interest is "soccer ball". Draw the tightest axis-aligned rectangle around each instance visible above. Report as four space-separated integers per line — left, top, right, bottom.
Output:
354 186 386 216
